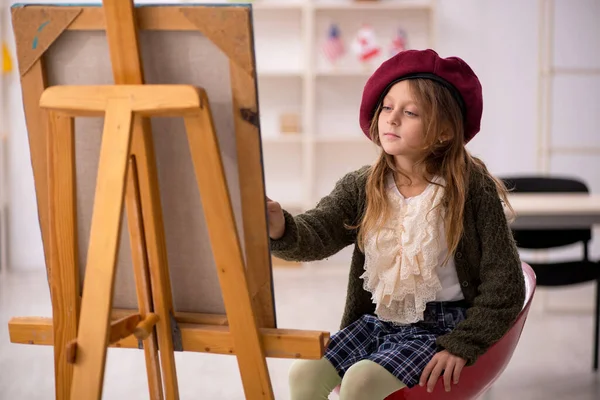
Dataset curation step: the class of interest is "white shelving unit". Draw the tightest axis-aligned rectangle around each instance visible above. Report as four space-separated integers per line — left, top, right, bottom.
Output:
248 0 437 213
537 0 600 174
0 0 437 269
534 0 600 313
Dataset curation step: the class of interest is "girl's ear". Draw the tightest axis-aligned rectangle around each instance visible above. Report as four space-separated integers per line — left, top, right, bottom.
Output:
439 131 450 143
439 125 455 143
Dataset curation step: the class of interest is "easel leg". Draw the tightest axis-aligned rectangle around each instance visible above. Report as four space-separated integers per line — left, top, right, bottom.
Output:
125 156 164 400
185 102 275 400
130 116 180 400
70 100 134 400
102 0 181 394
47 111 80 400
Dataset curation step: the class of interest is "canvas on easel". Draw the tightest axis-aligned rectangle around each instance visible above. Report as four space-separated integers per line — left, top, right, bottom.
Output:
7 2 330 399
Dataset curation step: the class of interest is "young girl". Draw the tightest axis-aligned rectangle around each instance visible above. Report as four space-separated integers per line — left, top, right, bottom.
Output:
267 49 526 400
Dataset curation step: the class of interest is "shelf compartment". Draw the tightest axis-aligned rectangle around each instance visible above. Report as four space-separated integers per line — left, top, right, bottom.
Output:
262 141 305 208
314 141 379 200
253 8 304 73
314 77 366 138
314 0 434 11
314 8 432 74
257 74 303 139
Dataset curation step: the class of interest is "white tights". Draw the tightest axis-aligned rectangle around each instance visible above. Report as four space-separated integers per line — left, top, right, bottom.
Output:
288 357 406 400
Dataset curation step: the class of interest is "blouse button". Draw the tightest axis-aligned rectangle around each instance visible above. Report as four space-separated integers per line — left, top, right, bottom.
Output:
456 252 463 259
462 281 469 287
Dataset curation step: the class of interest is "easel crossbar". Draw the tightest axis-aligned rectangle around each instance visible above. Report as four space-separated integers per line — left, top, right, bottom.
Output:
8 317 330 360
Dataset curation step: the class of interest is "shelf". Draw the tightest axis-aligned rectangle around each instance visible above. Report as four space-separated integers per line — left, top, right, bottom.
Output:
314 0 434 11
175 0 303 9
257 69 375 78
316 70 373 77
549 146 600 155
229 0 434 11
214 1 304 10
258 70 304 78
262 134 303 143
314 135 368 143
260 135 372 144
542 67 600 76
252 2 304 10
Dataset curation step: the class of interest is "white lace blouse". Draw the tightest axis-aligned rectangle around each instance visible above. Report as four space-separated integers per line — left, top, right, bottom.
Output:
360 174 464 325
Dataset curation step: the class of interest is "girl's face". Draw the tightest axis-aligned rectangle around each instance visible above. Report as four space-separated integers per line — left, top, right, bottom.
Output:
377 80 426 162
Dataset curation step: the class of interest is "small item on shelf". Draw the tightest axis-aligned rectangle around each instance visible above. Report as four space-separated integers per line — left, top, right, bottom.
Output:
322 23 346 68
351 24 381 68
389 28 408 57
2 41 13 73
280 113 301 134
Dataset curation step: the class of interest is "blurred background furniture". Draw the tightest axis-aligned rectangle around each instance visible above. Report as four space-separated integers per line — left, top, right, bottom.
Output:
503 175 600 371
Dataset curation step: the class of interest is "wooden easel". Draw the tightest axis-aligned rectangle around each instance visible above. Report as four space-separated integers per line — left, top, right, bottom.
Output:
8 1 329 399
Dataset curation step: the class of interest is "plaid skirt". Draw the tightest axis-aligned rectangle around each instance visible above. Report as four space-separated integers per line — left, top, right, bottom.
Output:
324 301 468 388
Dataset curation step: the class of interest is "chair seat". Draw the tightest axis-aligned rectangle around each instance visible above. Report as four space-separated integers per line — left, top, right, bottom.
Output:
527 260 600 286
382 262 536 400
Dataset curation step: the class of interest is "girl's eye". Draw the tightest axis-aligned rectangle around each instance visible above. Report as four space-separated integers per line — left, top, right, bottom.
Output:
382 106 392 111
405 110 418 117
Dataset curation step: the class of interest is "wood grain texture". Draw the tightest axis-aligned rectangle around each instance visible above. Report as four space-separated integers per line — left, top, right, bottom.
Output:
184 96 274 399
39 85 202 116
125 157 163 400
18 60 51 277
229 61 276 329
13 4 279 399
111 309 229 326
108 314 142 345
103 1 179 398
9 317 331 360
181 7 255 76
11 6 82 76
134 313 160 341
47 110 80 400
69 98 133 400
68 6 198 31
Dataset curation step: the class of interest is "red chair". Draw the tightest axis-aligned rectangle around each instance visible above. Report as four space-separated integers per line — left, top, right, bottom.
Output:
333 262 536 399
385 261 536 400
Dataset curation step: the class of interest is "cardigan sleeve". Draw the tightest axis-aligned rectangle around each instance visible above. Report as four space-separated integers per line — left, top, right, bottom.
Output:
269 167 366 262
436 178 526 366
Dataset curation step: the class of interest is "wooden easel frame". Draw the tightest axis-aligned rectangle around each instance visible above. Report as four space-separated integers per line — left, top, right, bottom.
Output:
8 2 330 399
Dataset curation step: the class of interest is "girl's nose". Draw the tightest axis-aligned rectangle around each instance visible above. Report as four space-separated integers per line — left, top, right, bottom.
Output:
388 111 400 126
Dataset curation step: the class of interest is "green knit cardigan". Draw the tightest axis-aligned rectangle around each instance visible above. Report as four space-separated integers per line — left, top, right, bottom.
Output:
270 165 526 366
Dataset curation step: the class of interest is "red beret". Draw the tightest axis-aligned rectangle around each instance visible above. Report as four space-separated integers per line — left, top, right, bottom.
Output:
359 49 483 143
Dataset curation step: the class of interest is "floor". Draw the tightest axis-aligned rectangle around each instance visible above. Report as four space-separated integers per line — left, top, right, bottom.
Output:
1 264 600 400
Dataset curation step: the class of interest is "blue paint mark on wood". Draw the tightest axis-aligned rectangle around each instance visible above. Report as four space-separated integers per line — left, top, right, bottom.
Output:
32 20 50 50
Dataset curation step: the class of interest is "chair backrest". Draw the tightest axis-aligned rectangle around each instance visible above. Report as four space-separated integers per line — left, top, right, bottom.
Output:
386 262 536 400
502 176 591 249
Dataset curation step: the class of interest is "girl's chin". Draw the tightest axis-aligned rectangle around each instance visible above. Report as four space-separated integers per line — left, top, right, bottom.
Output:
381 146 405 156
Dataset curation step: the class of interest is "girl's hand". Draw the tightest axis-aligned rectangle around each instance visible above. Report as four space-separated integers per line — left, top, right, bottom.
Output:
419 350 466 393
266 196 285 240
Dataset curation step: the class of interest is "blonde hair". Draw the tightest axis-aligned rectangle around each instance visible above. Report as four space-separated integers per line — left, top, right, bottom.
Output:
354 78 513 264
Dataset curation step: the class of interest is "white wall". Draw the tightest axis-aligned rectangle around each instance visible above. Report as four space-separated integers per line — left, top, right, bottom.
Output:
2 0 599 271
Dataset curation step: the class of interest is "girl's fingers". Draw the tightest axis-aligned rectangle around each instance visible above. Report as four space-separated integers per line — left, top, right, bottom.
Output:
443 360 455 392
453 359 465 385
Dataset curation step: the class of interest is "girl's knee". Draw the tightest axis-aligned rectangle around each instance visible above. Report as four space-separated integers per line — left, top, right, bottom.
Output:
340 360 405 400
288 358 341 400
289 359 319 385
340 361 378 395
